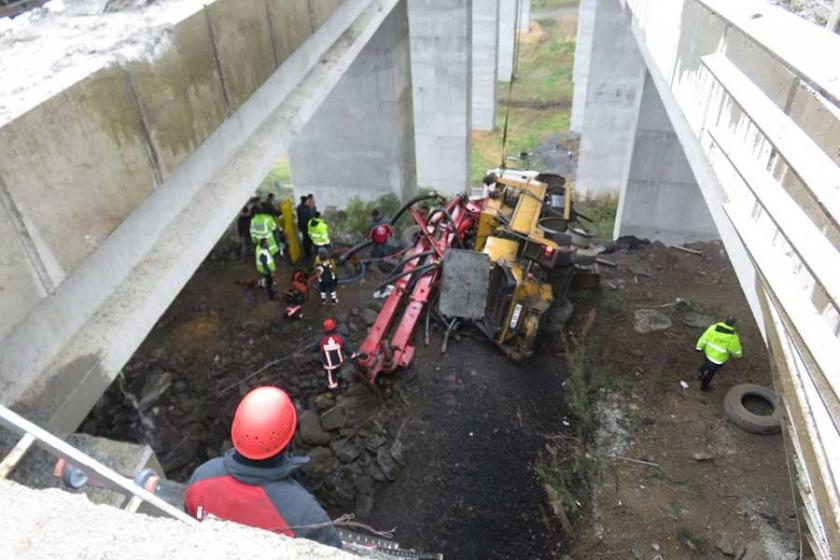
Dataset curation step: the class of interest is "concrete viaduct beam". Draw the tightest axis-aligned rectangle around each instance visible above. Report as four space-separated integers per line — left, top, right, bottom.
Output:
289 0 417 208
408 0 473 193
471 0 500 131
0 0 403 435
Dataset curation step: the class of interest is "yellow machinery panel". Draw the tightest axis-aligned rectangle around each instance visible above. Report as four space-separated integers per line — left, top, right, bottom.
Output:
281 199 301 263
483 236 519 264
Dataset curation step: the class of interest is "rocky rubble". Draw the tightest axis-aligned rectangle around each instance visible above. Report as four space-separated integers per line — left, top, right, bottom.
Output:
81 304 407 518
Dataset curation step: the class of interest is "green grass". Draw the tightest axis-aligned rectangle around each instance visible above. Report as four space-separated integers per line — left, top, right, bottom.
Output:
472 17 577 184
574 196 617 242
258 158 294 200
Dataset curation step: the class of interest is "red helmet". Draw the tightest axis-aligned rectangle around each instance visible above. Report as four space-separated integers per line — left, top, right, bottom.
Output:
323 318 336 332
231 387 297 460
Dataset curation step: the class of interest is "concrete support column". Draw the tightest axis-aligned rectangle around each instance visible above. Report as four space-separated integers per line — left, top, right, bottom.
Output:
472 0 499 131
575 0 644 197
614 72 717 243
289 0 417 207
496 0 516 81
569 0 595 133
408 0 472 192
517 0 530 31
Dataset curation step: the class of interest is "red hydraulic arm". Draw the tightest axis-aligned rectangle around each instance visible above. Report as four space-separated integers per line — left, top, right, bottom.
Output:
356 195 483 383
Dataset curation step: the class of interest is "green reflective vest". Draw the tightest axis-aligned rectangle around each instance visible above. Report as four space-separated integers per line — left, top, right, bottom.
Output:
255 246 276 275
250 213 276 241
250 213 279 255
696 322 742 364
308 218 330 246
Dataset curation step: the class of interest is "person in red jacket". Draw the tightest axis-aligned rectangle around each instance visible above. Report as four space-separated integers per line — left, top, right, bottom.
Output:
184 387 341 548
367 209 394 258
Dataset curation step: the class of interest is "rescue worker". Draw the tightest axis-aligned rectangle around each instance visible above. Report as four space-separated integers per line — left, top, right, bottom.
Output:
314 246 338 305
696 315 743 391
307 211 331 252
367 209 394 258
237 205 254 263
250 207 282 257
317 318 356 390
184 386 341 548
255 238 276 300
296 195 313 259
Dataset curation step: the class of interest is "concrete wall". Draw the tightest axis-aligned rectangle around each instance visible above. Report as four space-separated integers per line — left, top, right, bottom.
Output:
496 0 516 81
472 0 500 131
408 0 472 192
0 0 346 343
517 0 530 31
0 0 397 435
289 0 417 208
575 0 644 197
614 72 717 243
569 0 595 132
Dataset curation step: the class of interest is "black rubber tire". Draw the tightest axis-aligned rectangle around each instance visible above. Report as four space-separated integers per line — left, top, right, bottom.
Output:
724 383 782 435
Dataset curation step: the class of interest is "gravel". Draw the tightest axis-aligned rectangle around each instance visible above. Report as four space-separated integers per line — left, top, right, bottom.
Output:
0 479 354 560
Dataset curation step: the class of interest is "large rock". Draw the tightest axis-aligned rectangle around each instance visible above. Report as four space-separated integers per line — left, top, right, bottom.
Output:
331 439 361 464
314 393 336 411
139 371 173 409
298 410 331 446
683 311 715 329
376 447 400 481
633 309 672 334
301 447 333 479
321 406 348 431
361 308 379 326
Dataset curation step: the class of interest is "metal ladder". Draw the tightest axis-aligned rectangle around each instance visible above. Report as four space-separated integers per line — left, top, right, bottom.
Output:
0 403 196 523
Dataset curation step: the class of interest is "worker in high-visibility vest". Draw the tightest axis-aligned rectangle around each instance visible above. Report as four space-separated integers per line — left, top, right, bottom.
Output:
314 246 338 305
250 210 282 256
307 212 331 251
255 238 276 300
695 315 743 391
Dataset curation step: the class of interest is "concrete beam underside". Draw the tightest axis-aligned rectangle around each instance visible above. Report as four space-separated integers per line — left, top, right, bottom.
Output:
289 0 417 207
408 0 472 193
569 0 595 132
496 0 516 81
472 0 500 131
0 0 402 436
614 71 717 244
575 0 645 198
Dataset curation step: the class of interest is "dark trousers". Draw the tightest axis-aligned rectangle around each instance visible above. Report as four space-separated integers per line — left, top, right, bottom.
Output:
698 357 723 390
263 273 275 300
302 235 313 258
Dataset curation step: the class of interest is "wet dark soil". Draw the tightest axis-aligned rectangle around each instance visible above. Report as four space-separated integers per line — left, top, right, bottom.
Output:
82 249 570 559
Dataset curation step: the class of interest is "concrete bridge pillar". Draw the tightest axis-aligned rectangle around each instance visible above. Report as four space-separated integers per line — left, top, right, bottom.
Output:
613 72 717 244
575 0 644 197
472 0 500 131
408 0 472 192
289 0 417 208
497 0 516 81
517 0 530 31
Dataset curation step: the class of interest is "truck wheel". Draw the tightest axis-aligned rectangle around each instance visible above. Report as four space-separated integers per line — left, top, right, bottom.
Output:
723 383 782 435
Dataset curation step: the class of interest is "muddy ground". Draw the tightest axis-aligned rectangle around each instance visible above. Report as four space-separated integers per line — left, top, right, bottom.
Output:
82 231 797 560
568 240 798 559
83 241 568 559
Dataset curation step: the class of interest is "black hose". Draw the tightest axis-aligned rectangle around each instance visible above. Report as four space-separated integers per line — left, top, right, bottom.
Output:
392 250 435 274
375 263 439 294
337 262 366 285
391 192 446 225
337 240 373 262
